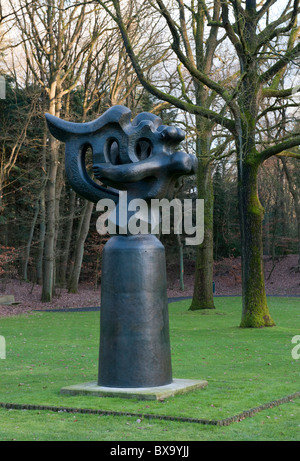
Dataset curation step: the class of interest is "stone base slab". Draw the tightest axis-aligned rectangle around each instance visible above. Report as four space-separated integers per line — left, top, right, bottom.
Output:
60 378 208 400
0 295 19 305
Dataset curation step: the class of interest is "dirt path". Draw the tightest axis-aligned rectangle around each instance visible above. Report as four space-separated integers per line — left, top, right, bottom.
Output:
0 255 299 317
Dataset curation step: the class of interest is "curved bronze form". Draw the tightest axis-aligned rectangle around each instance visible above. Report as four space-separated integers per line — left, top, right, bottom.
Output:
46 105 197 206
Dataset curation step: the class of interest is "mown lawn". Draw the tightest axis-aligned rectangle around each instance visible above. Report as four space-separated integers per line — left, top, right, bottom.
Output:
0 296 299 441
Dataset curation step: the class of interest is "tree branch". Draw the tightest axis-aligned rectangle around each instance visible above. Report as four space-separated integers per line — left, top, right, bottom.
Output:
256 1 300 49
256 0 278 21
277 151 300 160
259 135 300 163
262 86 300 98
259 41 300 84
220 1 244 59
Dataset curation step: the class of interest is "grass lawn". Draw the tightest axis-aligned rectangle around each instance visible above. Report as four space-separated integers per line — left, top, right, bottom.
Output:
0 296 299 441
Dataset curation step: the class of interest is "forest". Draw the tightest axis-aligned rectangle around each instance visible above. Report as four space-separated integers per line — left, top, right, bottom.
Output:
0 0 299 328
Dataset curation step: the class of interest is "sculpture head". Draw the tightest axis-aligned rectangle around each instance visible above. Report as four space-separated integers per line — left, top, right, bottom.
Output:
46 105 197 206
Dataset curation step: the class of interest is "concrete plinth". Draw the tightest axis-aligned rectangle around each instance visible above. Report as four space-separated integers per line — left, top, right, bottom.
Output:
60 378 208 401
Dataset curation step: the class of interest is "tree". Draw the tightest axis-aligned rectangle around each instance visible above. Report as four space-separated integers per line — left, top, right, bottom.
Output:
98 0 300 327
0 75 45 282
58 8 164 294
2 1 163 294
281 155 300 270
213 161 240 259
8 0 110 300
98 0 236 310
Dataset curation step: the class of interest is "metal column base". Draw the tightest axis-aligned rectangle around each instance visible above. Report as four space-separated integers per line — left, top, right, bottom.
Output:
98 234 172 388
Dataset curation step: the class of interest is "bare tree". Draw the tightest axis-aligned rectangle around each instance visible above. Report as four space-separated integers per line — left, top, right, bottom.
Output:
98 0 237 310
9 0 110 301
61 15 161 294
281 156 300 270
98 0 300 327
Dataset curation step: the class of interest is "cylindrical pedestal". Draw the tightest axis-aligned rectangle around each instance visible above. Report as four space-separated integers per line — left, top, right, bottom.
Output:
98 234 172 388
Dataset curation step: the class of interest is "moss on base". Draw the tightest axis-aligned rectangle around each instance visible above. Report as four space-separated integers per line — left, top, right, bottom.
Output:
240 301 276 328
189 300 216 311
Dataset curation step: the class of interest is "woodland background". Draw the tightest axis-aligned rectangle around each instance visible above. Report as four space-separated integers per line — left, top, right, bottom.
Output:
0 1 299 318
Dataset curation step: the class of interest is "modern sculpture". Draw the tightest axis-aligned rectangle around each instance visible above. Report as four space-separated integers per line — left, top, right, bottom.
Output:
46 106 207 398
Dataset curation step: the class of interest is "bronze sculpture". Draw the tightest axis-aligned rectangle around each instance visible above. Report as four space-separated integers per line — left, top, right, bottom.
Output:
46 105 197 389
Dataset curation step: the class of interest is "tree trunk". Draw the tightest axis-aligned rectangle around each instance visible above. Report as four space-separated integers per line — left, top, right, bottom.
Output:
0 173 7 246
0 174 4 217
58 189 76 287
298 220 300 269
239 160 275 327
37 191 46 284
281 158 300 269
36 112 48 285
236 17 275 327
41 81 62 302
176 233 184 291
41 134 60 302
68 201 94 294
189 157 215 310
52 154 64 293
263 212 270 256
23 199 39 281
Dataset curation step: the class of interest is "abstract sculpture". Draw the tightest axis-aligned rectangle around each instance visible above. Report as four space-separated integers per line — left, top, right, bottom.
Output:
46 105 197 390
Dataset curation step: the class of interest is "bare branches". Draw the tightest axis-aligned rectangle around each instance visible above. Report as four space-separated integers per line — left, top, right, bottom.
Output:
256 0 278 21
220 1 244 59
7 0 117 116
5 0 297 161
256 0 299 50
0 88 40 193
259 41 300 84
95 0 236 132
176 0 196 66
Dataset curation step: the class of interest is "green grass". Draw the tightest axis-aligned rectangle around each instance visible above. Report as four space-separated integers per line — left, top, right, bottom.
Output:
0 296 299 441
